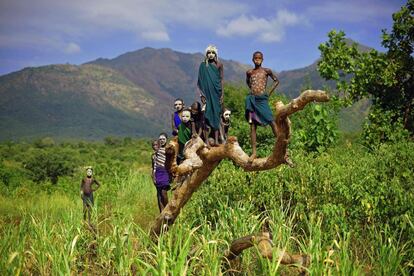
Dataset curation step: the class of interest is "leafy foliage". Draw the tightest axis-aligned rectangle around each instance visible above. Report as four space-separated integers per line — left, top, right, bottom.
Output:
361 106 410 149
24 149 78 184
318 0 414 142
1 136 413 274
291 99 339 152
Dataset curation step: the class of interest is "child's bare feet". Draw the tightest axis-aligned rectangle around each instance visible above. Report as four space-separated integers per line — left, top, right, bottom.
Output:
284 153 295 168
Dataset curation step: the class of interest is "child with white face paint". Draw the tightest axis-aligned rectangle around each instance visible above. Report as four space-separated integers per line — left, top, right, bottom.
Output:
220 108 231 143
80 167 100 224
177 109 192 164
197 44 224 146
171 98 184 136
153 133 171 212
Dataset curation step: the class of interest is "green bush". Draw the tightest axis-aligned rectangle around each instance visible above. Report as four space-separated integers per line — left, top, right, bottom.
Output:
24 149 78 184
361 106 410 150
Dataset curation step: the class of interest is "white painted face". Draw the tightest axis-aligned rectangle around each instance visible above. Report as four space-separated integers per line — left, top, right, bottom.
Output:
174 100 183 112
181 110 191 123
86 168 93 177
223 110 231 121
159 135 167 146
207 51 216 60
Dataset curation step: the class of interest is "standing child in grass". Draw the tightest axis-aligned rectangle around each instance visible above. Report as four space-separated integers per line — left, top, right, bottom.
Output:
80 167 100 224
151 139 159 185
154 133 171 212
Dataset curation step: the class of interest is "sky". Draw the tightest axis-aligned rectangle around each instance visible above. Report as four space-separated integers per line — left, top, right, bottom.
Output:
0 0 407 76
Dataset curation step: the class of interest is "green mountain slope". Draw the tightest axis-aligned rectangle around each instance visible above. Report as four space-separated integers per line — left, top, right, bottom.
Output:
0 64 167 140
0 41 372 140
88 47 249 105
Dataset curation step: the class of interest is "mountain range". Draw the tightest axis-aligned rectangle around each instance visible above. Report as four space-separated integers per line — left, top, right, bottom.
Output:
0 44 368 140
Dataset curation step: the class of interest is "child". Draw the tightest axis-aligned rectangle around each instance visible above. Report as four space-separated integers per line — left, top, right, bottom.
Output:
220 108 231 143
80 167 101 224
171 98 184 136
197 45 224 146
190 101 205 140
177 108 192 164
154 133 171 212
245 51 279 162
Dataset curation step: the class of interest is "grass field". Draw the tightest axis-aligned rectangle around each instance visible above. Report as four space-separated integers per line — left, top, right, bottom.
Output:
1 139 413 275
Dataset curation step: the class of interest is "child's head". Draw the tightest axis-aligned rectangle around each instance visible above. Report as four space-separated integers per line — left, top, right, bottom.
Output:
205 45 218 61
252 51 263 66
158 133 168 146
190 102 201 116
174 98 184 112
181 108 191 123
152 139 159 151
222 108 231 121
86 167 93 177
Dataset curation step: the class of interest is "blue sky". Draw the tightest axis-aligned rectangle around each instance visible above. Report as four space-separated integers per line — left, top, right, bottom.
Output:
0 0 406 76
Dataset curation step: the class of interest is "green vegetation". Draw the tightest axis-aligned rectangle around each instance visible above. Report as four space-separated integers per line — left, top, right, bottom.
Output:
1 116 413 274
1 2 413 274
0 64 164 140
318 0 413 144
5 69 407 274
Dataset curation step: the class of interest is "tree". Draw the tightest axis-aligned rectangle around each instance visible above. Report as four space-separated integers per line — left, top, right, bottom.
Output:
25 150 76 184
150 90 329 236
318 1 413 139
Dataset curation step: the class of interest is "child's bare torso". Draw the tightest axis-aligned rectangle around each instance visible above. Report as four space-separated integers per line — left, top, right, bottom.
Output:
248 68 270 96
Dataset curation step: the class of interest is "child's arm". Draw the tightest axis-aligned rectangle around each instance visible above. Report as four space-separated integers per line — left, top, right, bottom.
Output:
218 62 224 105
197 125 203 137
246 70 252 89
171 113 178 135
80 179 84 197
191 121 197 138
92 179 101 191
151 154 156 183
266 68 279 96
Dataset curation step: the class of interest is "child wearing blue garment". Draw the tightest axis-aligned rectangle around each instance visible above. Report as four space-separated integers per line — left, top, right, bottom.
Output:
245 51 280 162
171 98 184 136
153 133 171 212
197 45 224 146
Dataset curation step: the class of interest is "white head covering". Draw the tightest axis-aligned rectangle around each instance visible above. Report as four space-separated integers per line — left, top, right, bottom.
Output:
205 44 218 63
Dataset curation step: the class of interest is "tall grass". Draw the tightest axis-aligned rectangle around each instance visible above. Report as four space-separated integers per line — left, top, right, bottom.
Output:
1 142 414 274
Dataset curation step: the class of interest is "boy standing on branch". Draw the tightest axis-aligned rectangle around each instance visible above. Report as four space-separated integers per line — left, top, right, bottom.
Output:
197 45 224 146
245 51 281 162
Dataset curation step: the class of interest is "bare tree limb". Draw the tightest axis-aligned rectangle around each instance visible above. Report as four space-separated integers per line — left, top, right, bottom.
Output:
150 90 329 236
225 232 310 268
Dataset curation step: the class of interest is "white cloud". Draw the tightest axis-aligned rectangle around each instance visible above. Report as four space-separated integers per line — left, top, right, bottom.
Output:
64 42 81 54
0 0 247 49
217 10 301 42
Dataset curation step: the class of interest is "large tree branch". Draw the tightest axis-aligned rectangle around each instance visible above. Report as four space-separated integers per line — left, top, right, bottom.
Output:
225 232 310 268
150 90 329 236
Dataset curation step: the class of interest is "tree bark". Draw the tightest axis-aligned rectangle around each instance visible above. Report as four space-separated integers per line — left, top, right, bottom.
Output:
225 232 310 267
150 90 329 236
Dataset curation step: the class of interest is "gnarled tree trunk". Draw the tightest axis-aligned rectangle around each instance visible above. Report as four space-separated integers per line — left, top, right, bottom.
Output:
150 90 329 236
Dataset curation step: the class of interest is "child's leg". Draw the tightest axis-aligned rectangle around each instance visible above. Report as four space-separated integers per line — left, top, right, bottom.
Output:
156 187 163 212
214 129 219 145
249 123 257 162
83 204 87 220
270 121 278 137
160 189 169 209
